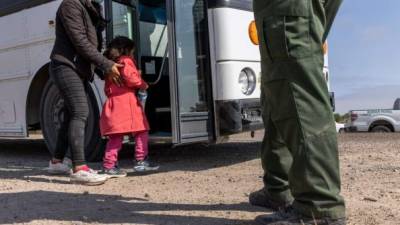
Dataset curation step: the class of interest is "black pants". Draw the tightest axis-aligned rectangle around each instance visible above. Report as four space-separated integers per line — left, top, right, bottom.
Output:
49 61 89 167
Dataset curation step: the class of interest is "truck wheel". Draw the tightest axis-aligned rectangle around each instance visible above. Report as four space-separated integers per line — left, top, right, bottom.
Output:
371 125 391 133
40 80 106 162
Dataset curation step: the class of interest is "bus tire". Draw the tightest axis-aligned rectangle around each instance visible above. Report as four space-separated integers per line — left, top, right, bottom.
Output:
370 125 391 133
40 80 106 162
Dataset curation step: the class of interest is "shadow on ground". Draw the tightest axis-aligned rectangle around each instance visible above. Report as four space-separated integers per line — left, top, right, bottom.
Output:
0 191 261 225
0 139 264 224
0 138 261 183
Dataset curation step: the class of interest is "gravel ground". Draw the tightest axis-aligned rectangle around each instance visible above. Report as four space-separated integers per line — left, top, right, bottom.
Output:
0 132 399 225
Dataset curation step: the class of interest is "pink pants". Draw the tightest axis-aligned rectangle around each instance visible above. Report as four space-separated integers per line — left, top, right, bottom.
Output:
103 131 149 169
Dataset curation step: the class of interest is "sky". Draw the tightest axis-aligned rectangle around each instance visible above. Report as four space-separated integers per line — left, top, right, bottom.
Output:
328 0 400 114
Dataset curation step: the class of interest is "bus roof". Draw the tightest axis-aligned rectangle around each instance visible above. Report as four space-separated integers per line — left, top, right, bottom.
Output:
0 0 254 17
207 0 252 12
0 0 54 17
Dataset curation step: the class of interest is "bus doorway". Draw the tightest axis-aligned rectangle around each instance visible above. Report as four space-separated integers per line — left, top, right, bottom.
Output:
106 0 214 144
107 0 172 142
138 1 172 141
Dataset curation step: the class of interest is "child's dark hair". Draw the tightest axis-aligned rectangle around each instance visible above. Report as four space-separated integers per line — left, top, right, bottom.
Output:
104 36 136 62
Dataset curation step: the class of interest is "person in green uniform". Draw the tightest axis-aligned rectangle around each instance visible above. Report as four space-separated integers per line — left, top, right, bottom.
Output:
250 0 346 224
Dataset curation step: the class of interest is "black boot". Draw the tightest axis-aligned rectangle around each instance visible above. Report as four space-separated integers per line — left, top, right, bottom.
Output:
249 188 293 211
255 206 346 225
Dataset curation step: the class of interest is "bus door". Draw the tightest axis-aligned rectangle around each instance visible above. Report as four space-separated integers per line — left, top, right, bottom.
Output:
106 0 214 144
167 0 214 144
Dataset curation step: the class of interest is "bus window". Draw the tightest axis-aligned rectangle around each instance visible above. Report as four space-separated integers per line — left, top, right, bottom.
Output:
111 1 136 39
139 2 166 25
138 1 168 83
138 1 171 134
139 1 167 59
174 0 209 113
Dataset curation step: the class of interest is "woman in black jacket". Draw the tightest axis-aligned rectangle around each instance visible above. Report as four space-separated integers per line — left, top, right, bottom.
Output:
48 0 121 185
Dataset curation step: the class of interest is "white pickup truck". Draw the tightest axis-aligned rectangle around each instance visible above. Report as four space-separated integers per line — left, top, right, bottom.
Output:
345 99 400 132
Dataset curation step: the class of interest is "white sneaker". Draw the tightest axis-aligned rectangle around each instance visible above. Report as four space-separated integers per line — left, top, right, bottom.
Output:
47 160 72 175
70 169 108 186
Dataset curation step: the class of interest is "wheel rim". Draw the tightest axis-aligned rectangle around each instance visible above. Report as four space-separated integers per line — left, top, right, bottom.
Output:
376 129 388 133
372 126 390 133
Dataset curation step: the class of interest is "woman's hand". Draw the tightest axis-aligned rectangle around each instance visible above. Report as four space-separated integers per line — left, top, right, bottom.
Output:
107 63 124 86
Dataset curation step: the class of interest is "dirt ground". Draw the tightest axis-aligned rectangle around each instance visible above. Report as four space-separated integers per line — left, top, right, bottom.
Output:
0 132 399 225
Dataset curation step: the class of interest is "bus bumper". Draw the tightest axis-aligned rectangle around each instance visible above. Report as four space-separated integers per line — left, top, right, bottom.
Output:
216 99 263 135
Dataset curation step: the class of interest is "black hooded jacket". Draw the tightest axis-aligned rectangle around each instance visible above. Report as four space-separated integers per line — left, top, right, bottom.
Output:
50 0 113 81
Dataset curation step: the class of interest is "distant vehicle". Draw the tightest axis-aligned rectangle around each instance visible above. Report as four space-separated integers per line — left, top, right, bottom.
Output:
345 98 400 133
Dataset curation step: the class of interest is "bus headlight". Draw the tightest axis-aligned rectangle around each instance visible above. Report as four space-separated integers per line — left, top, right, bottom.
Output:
239 68 256 95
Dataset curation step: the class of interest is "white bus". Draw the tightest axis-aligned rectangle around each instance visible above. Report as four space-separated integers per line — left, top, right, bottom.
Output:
0 0 263 160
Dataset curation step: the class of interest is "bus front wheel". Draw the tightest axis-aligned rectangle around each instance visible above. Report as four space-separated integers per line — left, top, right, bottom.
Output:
40 80 105 162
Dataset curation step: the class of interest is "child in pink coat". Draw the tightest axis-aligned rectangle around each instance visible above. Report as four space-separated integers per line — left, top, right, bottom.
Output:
100 36 159 177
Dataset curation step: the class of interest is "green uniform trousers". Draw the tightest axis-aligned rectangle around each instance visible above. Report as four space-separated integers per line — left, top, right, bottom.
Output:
253 0 345 219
